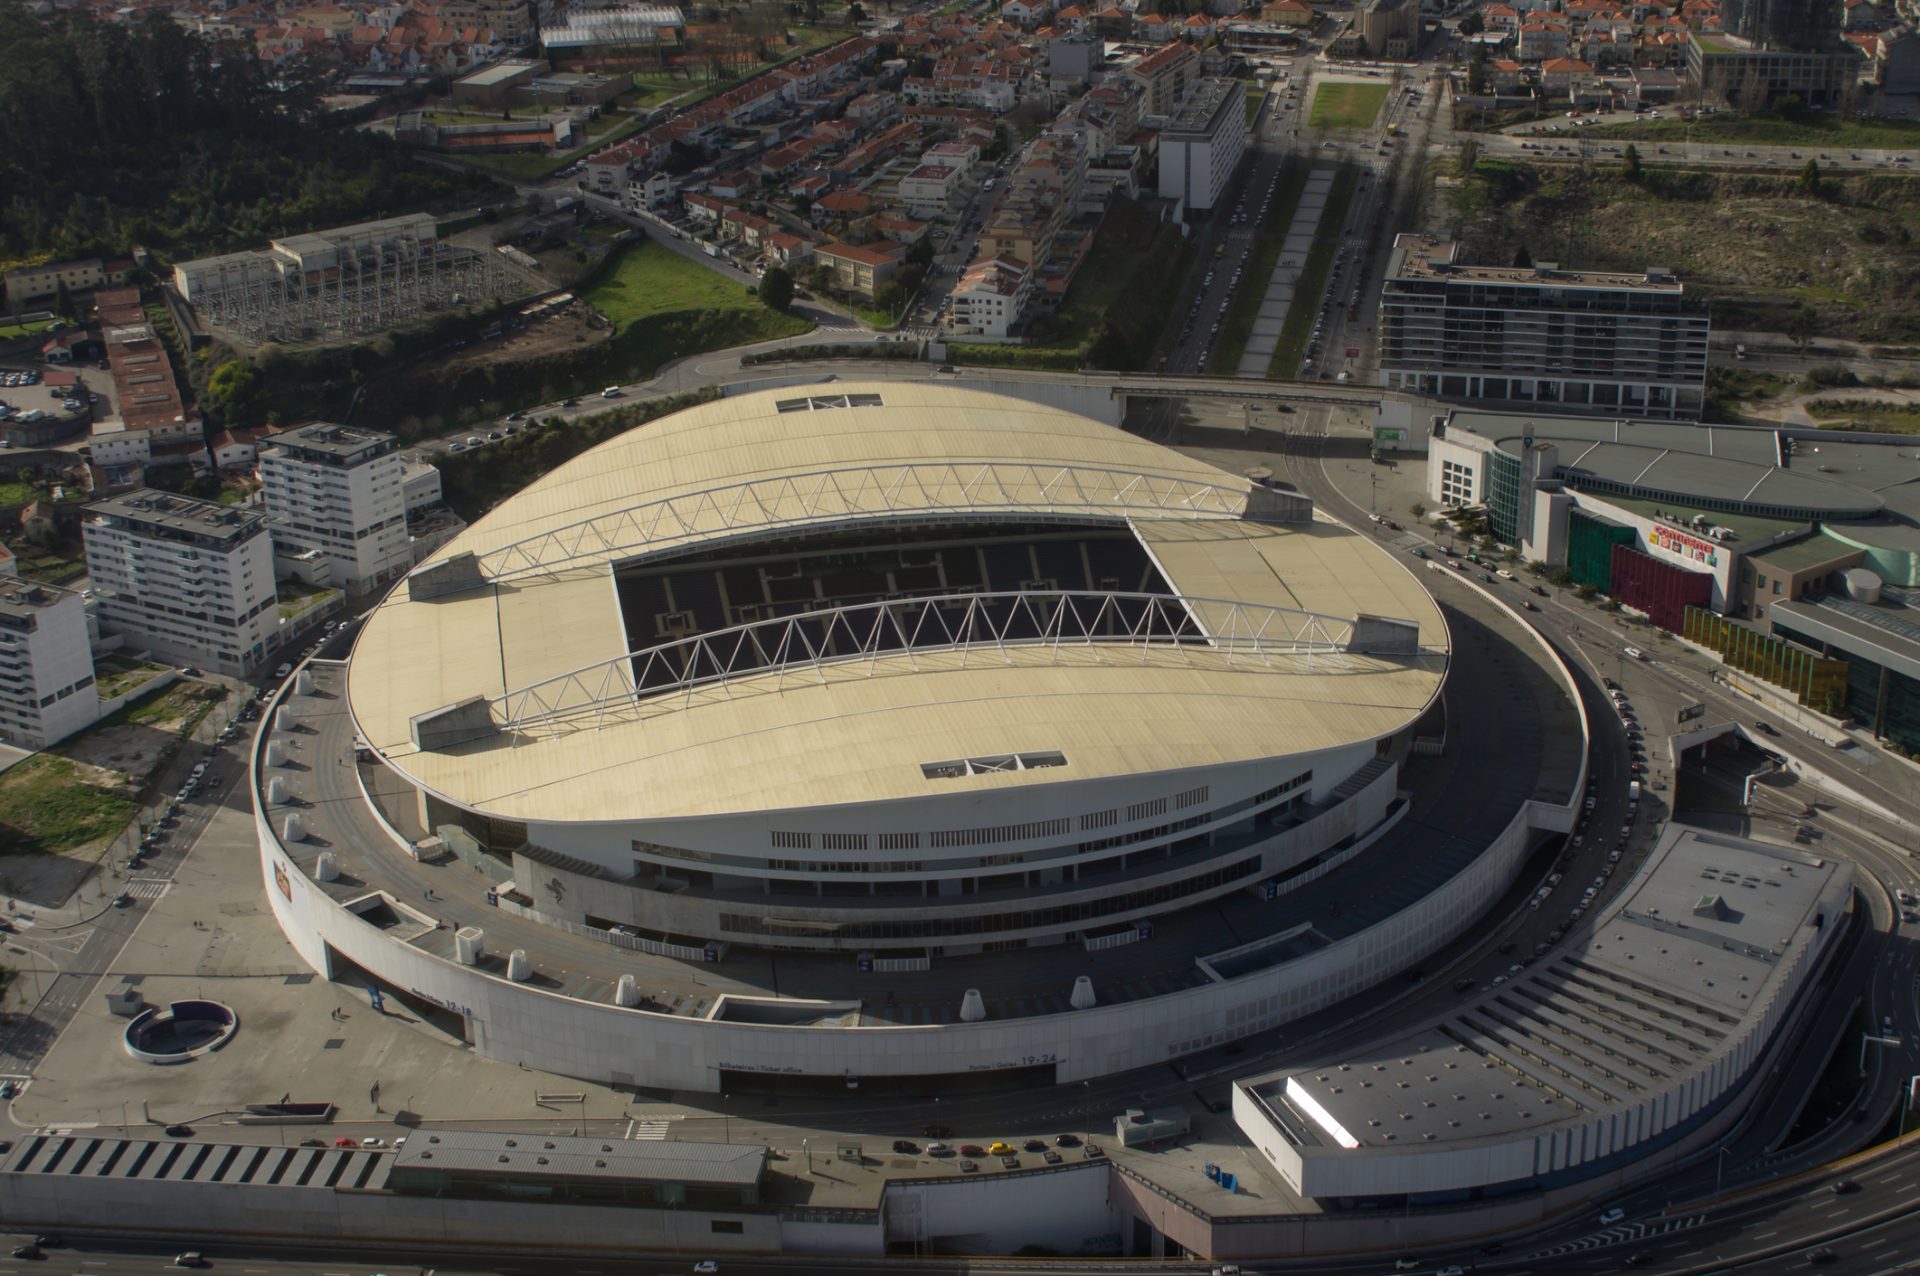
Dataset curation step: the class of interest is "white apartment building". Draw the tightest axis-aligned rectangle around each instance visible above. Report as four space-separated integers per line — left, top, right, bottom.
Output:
0 579 100 749
949 255 1034 338
83 490 278 678
1157 77 1246 214
258 423 410 594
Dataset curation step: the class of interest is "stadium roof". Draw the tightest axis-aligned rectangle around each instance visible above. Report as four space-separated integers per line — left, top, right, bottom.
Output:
346 383 1448 823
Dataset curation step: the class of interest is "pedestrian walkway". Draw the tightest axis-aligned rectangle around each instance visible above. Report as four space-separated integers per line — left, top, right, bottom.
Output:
1237 165 1336 378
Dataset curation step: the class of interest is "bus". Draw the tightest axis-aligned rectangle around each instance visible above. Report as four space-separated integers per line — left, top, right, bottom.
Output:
1386 122 1399 136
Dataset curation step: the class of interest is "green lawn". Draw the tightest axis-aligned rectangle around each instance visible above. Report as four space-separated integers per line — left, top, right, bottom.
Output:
0 481 36 508
93 656 167 700
1207 163 1309 376
0 319 54 340
1244 90 1267 130
1269 167 1357 379
586 240 803 335
0 756 137 856
1309 82 1390 131
1581 113 1920 149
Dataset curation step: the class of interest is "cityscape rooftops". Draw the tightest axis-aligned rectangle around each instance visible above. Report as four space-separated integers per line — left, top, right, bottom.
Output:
1388 233 1685 291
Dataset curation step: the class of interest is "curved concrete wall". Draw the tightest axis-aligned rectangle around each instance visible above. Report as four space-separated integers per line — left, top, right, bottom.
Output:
254 588 1586 1091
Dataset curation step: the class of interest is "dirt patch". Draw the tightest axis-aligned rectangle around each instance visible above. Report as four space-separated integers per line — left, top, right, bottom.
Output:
59 684 223 787
429 311 611 382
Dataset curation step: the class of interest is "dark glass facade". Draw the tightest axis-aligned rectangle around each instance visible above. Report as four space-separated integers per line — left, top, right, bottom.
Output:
1566 509 1637 594
1609 544 1712 633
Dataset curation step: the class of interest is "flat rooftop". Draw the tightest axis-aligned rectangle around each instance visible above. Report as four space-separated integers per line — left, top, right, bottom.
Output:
0 578 78 624
1247 826 1848 1160
1389 233 1684 292
87 489 267 544
1164 77 1240 138
1439 410 1885 522
264 422 396 463
391 1128 765 1187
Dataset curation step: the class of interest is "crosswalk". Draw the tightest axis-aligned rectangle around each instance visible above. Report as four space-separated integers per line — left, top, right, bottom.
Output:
630 1114 683 1140
123 879 171 899
1526 1213 1704 1258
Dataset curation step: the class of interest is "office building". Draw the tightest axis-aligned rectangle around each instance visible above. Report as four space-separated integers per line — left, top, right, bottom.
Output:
1157 78 1247 215
83 491 278 677
1355 0 1419 58
1378 234 1710 420
259 423 411 594
0 579 99 748
1686 31 1857 105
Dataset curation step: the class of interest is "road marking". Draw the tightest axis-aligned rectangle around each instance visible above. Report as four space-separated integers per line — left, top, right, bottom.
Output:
1754 1230 1777 1240
1864 1237 1889 1248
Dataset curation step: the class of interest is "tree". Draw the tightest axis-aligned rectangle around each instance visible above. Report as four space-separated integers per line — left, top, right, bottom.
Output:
759 265 794 313
873 280 906 318
1466 43 1490 97
1621 143 1642 182
207 360 265 428
1550 567 1575 587
847 0 867 20
1513 243 1533 269
1457 138 1479 178
1799 156 1822 197
1457 8 1485 34
1409 502 1427 519
51 278 73 323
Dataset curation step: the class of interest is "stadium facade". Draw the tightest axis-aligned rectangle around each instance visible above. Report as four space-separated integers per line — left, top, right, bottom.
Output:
252 384 1579 1091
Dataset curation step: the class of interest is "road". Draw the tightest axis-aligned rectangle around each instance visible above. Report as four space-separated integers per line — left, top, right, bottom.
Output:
1470 126 1918 174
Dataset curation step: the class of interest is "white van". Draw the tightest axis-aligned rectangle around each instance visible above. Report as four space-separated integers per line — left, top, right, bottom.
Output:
602 386 622 398
1623 646 1646 661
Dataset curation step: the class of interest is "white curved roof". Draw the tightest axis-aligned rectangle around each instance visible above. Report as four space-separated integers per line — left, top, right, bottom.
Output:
346 383 1449 822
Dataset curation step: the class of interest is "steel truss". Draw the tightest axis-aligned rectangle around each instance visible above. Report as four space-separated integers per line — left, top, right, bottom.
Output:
491 589 1364 732
474 463 1261 582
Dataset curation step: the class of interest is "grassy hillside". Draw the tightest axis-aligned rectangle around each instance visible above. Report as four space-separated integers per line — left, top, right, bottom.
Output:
1450 160 1920 341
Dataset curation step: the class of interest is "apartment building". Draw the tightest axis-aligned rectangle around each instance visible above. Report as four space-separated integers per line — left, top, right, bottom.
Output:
1157 78 1246 215
1124 42 1199 115
83 491 278 678
258 423 411 594
950 255 1034 337
1376 234 1710 420
0 579 99 749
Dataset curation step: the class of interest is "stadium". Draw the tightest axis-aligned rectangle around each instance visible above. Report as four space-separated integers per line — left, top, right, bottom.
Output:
253 382 1578 1091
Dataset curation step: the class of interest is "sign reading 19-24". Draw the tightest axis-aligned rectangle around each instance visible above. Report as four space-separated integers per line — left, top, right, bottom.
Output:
1648 525 1719 568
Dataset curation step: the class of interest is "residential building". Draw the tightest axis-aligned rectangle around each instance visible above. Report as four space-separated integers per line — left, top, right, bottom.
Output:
1540 54 1598 92
1377 233 1710 420
2 258 128 308
402 460 444 514
1261 0 1316 26
1124 41 1199 115
814 241 907 299
949 255 1034 337
83 490 278 677
900 162 965 214
258 423 411 594
1157 78 1247 215
0 579 99 749
1355 0 1419 57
